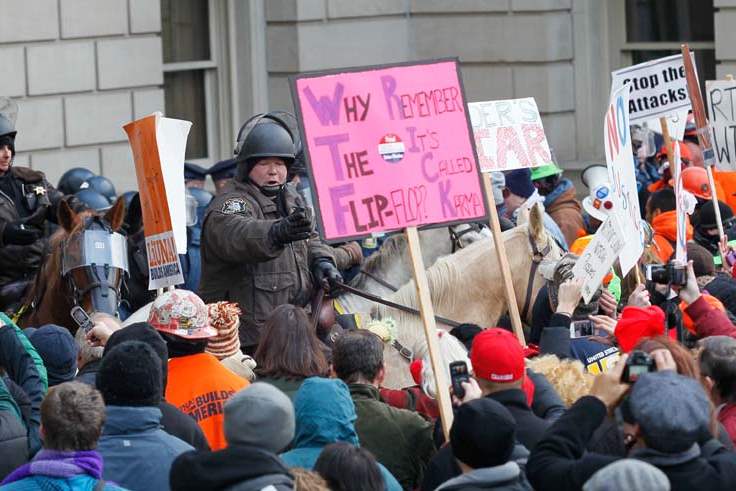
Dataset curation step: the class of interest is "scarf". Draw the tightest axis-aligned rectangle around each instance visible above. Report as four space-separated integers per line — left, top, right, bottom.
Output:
630 443 701 466
1 449 103 485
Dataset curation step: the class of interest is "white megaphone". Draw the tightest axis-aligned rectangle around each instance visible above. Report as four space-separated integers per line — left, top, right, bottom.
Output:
581 164 614 222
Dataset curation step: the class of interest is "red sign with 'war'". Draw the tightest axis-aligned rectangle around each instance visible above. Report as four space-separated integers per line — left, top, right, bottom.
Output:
290 59 488 242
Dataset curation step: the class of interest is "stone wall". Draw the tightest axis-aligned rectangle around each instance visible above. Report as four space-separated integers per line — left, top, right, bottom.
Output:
1 0 163 192
265 0 578 164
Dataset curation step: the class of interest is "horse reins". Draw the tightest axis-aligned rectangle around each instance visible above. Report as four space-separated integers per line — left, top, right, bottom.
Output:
335 280 462 329
520 233 552 322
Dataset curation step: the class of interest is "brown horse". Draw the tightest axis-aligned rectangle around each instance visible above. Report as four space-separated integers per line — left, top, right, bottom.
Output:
18 198 127 333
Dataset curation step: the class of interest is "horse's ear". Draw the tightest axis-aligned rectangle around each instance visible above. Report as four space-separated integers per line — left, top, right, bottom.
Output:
104 197 126 232
57 199 77 233
529 203 545 242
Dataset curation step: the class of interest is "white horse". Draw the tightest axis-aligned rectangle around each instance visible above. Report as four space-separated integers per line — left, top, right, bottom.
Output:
372 204 564 388
121 223 489 327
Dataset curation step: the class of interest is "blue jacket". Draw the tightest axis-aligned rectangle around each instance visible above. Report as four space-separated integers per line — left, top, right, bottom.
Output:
97 406 193 491
279 377 401 491
0 475 126 490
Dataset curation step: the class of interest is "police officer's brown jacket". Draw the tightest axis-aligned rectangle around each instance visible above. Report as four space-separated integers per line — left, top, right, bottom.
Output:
198 179 333 348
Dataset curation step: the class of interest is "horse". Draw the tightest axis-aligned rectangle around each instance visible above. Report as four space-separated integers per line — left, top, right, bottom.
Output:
368 204 564 389
18 198 128 333
334 222 490 314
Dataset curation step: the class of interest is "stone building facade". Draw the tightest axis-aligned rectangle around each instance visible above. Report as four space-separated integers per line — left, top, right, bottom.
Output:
1 0 729 191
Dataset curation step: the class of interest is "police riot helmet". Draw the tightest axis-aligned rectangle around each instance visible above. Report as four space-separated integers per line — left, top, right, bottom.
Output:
0 97 18 158
187 187 213 209
234 112 296 179
58 167 96 195
82 175 117 203
120 190 138 209
75 189 112 212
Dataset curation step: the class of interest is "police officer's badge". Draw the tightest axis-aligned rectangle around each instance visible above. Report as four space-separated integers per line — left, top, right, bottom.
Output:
222 198 247 215
33 186 46 196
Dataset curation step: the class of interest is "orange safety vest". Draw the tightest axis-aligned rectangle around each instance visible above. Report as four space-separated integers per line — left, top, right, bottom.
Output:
166 352 249 450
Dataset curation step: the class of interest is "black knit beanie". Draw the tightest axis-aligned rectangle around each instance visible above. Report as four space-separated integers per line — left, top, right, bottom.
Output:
104 322 169 390
97 340 162 407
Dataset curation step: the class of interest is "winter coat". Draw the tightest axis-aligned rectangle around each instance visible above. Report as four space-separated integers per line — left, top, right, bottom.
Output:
256 376 304 402
718 403 736 449
159 401 210 451
544 179 585 248
486 389 550 452
686 295 736 339
97 406 193 491
0 475 126 490
348 383 435 490
199 180 334 348
435 462 532 491
169 444 293 491
0 379 27 481
651 210 693 262
526 395 736 491
279 377 402 491
705 274 736 318
73 360 100 387
0 317 45 454
421 444 529 491
0 166 78 285
165 352 248 451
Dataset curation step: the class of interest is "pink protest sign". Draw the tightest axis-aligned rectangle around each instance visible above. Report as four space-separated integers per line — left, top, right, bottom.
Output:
291 59 488 242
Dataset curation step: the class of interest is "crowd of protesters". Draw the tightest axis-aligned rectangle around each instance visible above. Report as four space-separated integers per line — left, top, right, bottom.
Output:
5 94 736 491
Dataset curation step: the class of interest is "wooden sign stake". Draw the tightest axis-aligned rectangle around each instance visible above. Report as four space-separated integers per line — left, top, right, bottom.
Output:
405 226 454 441
681 44 726 265
481 173 525 344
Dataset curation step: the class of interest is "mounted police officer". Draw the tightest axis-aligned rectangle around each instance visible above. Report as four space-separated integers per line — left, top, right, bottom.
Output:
0 97 82 310
199 112 340 353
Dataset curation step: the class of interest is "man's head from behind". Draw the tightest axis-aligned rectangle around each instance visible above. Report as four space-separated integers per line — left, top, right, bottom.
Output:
624 371 710 453
451 398 517 471
96 340 162 407
225 383 295 453
645 188 676 223
29 324 78 387
40 382 105 451
470 328 525 394
698 336 736 406
332 330 385 386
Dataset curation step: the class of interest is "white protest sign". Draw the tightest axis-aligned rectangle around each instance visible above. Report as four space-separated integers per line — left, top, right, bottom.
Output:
673 143 687 265
468 98 553 172
157 117 192 254
706 80 736 171
612 53 694 124
604 83 644 276
572 215 626 304
646 110 688 142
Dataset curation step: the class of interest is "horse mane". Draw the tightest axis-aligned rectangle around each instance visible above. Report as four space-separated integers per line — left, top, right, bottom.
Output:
348 234 406 289
23 210 94 308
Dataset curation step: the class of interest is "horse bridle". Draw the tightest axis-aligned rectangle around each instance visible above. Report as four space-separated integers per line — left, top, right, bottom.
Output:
519 232 553 323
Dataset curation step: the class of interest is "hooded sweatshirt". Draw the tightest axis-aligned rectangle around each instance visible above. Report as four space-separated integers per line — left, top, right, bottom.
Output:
435 462 532 491
544 179 585 248
651 210 693 262
279 377 402 491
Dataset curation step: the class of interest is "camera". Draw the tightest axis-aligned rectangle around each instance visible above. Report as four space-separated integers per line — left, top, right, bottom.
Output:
644 262 687 286
621 350 656 383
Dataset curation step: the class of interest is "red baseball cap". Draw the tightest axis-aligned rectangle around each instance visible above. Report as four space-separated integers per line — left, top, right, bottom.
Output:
614 306 666 353
470 328 525 383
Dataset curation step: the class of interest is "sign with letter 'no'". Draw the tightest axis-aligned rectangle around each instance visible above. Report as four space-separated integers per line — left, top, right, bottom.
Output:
290 58 488 243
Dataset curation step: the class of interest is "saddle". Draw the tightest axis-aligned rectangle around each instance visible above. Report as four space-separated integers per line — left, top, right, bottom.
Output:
0 279 31 314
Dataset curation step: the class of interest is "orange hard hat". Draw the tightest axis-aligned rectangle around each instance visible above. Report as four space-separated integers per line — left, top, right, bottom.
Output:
656 140 692 164
680 294 725 335
679 166 711 199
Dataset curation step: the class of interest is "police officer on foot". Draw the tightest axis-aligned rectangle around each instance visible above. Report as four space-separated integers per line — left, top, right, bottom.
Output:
0 97 82 308
199 112 340 353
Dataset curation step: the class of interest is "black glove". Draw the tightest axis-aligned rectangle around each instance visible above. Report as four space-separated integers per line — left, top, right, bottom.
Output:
269 209 314 245
2 222 42 246
313 259 343 292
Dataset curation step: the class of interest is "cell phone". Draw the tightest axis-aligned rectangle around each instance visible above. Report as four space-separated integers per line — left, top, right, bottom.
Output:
570 320 594 338
70 306 94 333
450 361 470 399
